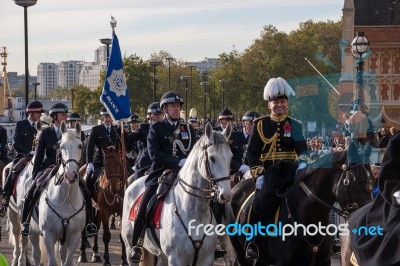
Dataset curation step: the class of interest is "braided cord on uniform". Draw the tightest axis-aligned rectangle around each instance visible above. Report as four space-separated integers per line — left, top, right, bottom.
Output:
257 121 278 162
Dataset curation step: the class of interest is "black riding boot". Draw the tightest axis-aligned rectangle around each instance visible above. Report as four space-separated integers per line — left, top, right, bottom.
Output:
245 199 260 260
21 183 41 235
212 202 227 259
80 180 97 237
0 171 14 217
129 185 157 262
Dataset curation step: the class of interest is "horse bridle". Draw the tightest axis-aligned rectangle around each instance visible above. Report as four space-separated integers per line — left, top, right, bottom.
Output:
55 141 82 185
178 142 230 201
299 161 373 219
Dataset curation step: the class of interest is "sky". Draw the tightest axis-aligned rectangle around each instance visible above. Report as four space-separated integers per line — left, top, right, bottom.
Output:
0 0 344 75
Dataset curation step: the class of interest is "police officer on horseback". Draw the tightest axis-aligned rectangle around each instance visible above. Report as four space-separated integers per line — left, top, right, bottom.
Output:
85 107 121 188
126 114 144 168
67 112 86 142
131 102 163 181
241 111 260 165
245 77 310 260
129 91 196 262
0 101 43 217
20 103 97 237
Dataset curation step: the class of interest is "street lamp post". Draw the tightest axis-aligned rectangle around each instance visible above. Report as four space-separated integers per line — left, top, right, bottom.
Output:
188 66 195 106
32 82 39 101
181 76 191 122
166 57 174 90
14 0 38 108
351 31 370 114
219 79 226 109
149 61 162 102
69 87 76 112
200 81 210 121
100 38 112 66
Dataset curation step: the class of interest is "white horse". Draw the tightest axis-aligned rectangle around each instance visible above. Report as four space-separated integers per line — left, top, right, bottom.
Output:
121 122 233 266
2 121 49 266
32 121 86 266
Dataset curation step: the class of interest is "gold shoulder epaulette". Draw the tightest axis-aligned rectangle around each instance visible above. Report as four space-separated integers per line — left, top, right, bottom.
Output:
253 116 268 123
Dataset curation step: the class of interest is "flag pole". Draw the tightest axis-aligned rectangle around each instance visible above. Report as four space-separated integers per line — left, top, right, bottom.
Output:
120 120 128 188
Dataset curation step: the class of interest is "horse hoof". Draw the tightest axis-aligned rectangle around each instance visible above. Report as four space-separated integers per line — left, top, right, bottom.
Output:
103 262 111 266
78 255 88 263
120 262 129 266
92 255 102 263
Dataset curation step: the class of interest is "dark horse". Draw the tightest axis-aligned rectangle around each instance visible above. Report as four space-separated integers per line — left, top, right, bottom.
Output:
228 143 374 266
78 144 128 266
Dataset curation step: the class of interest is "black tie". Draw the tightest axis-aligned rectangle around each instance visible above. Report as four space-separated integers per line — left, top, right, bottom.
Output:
32 122 35 129
107 126 110 134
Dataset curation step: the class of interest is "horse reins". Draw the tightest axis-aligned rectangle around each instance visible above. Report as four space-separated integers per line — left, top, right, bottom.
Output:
286 161 372 265
174 141 230 265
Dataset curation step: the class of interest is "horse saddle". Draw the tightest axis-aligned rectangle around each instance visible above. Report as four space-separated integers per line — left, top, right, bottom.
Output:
12 156 32 173
128 192 164 230
156 169 178 199
36 164 59 190
237 191 281 235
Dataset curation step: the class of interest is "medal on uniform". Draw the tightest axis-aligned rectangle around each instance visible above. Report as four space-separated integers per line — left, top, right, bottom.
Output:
283 122 292 138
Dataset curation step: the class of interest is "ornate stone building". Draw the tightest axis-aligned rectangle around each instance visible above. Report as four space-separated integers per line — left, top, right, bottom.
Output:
341 0 400 128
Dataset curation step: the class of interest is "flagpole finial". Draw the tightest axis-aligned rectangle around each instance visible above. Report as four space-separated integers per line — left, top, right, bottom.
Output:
110 16 117 34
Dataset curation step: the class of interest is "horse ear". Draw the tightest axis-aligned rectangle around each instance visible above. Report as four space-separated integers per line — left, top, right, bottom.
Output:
222 123 232 140
75 121 81 136
60 121 67 133
205 122 212 139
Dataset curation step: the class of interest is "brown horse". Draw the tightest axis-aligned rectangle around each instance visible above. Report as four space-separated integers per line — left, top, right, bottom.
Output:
79 144 128 266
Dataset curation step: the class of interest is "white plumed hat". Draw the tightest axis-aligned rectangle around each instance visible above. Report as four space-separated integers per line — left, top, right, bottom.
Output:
263 77 296 101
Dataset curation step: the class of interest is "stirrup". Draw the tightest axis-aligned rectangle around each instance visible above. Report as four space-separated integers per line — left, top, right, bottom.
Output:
129 246 143 262
0 205 7 217
21 223 31 236
245 242 259 260
86 223 98 237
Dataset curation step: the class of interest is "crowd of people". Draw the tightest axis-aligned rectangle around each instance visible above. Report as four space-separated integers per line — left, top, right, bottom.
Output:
0 76 399 264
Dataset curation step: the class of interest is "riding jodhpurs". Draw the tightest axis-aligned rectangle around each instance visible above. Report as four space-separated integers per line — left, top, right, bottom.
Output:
21 182 41 225
79 179 95 225
131 184 158 247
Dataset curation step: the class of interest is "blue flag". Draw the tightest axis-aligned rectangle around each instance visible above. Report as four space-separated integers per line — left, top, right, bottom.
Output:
100 33 131 120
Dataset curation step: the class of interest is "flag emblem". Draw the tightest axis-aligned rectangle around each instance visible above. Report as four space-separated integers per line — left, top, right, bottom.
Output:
108 69 127 97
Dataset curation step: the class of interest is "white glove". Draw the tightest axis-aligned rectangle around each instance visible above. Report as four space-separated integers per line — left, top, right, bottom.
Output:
394 190 400 205
239 164 249 173
29 151 35 155
178 159 187 167
87 163 94 173
255 175 264 189
297 162 307 171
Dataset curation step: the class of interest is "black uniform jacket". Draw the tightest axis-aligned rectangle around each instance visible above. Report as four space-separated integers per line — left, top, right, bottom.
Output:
86 124 120 167
13 119 37 159
32 126 59 178
145 119 196 186
247 115 308 179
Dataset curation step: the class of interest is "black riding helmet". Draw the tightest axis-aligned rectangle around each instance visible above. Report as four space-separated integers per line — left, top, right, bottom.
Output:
49 103 69 120
160 91 184 110
129 114 141 123
26 101 44 113
242 111 260 122
147 102 162 114
67 112 81 122
218 108 234 120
